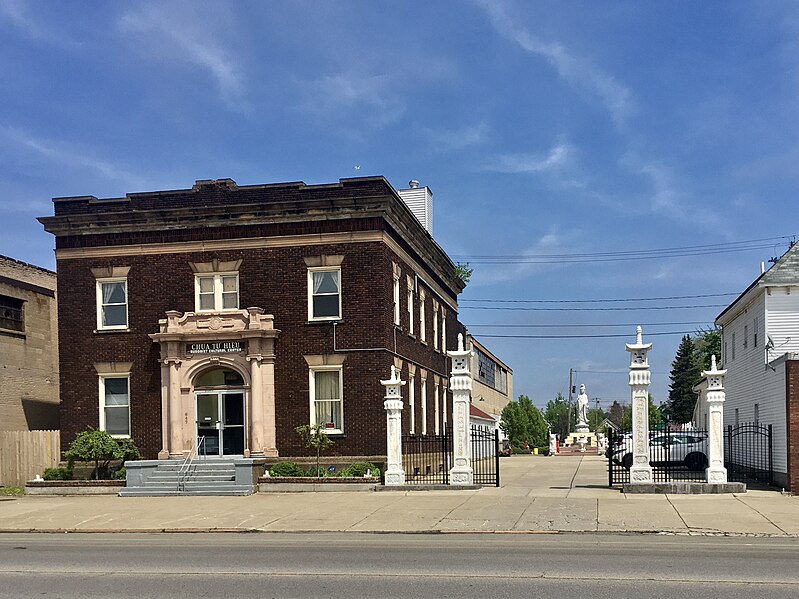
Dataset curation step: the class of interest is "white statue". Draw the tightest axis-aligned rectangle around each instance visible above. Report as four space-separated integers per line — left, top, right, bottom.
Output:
576 384 589 430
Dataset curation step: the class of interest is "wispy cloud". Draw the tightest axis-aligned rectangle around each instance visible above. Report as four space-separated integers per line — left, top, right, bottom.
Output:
485 142 572 174
0 0 80 46
0 126 144 189
296 72 405 129
471 230 568 286
423 122 489 152
118 3 246 113
474 0 634 127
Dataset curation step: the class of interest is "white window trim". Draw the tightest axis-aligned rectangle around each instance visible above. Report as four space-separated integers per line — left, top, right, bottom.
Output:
421 377 427 435
419 291 426 342
96 278 128 331
433 304 439 351
434 380 440 435
393 276 401 326
409 374 416 435
407 281 414 336
195 272 240 313
309 366 344 434
441 312 447 354
307 267 342 321
98 374 131 439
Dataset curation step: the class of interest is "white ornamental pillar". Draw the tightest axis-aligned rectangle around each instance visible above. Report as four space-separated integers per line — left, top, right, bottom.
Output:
704 355 728 484
626 326 653 483
448 333 474 485
381 365 406 486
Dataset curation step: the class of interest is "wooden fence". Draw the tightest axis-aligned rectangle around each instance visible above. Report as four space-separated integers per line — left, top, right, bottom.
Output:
0 430 61 487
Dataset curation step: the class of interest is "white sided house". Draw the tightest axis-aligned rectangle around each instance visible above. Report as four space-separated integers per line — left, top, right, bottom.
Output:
714 242 799 490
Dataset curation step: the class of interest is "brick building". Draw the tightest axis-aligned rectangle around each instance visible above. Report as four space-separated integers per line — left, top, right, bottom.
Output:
0 255 59 431
39 176 466 462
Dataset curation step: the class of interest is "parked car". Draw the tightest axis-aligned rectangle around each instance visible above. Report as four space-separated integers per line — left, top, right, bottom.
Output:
610 432 708 471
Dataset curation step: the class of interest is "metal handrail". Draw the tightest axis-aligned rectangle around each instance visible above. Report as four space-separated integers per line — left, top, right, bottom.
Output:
177 436 205 492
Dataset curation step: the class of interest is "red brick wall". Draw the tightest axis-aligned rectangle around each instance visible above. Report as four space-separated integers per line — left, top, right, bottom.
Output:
786 360 799 491
57 241 463 459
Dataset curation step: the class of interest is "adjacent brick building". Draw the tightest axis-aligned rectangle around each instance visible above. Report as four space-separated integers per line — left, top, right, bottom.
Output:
39 176 466 461
0 255 59 431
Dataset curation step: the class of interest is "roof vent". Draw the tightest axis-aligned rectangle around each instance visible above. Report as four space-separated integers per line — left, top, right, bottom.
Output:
408 180 420 189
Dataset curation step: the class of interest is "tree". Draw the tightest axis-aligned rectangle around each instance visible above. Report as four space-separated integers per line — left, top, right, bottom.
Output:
694 327 721 371
621 395 662 430
543 393 571 440
455 262 473 286
63 427 141 480
499 395 548 449
607 400 624 428
587 406 606 431
667 335 702 423
295 424 333 477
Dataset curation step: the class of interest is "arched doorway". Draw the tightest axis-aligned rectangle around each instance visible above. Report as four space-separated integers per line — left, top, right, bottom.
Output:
194 367 246 456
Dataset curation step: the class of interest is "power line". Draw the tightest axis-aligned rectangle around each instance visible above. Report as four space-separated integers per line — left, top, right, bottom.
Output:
451 235 794 264
460 292 738 304
465 321 712 328
473 330 697 339
462 304 726 311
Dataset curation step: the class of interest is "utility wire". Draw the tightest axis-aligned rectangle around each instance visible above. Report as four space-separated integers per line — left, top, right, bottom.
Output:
465 321 712 328
474 330 696 339
460 292 737 304
462 304 726 311
451 235 794 264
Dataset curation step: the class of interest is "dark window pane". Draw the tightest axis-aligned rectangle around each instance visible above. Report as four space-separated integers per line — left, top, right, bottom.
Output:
313 295 340 318
103 282 126 304
102 305 127 327
313 271 339 294
224 393 244 426
105 407 129 435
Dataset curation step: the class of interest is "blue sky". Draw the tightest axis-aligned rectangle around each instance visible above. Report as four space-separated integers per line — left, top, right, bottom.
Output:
1 1 797 409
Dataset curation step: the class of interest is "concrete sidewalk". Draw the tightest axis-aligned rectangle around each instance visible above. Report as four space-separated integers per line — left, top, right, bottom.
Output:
2 454 798 536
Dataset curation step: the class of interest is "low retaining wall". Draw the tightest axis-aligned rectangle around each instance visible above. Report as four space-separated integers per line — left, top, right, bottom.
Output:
622 482 746 494
258 476 379 492
25 480 125 496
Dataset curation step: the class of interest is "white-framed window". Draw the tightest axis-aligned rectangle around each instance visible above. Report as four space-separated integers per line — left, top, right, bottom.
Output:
96 278 128 330
753 317 759 347
434 380 440 435
407 279 415 336
441 312 447 354
421 376 427 435
309 367 343 433
99 375 130 437
433 303 439 351
442 385 448 427
409 372 416 434
195 273 239 312
419 290 426 342
308 267 341 320
393 273 401 326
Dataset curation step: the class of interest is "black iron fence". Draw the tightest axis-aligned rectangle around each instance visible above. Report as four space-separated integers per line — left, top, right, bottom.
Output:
608 423 775 487
726 423 773 487
608 426 710 486
471 426 500 487
402 430 451 485
400 426 500 486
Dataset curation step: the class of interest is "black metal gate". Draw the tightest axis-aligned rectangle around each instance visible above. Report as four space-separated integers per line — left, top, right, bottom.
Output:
401 427 499 486
726 423 773 487
402 430 451 484
471 426 500 487
608 426 710 486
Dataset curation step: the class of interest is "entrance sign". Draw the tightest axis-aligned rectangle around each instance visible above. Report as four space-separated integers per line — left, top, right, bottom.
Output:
187 341 245 354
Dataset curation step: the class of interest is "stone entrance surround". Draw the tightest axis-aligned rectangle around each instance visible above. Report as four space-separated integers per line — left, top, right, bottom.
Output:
149 308 280 458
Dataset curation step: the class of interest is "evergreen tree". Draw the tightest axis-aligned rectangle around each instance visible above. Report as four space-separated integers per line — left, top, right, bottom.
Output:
667 335 702 423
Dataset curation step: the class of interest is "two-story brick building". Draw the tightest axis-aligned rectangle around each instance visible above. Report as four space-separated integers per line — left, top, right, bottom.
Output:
39 176 466 463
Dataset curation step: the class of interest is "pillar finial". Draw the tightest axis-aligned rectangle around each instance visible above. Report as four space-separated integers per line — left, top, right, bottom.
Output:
636 325 643 345
711 354 717 371
457 332 464 352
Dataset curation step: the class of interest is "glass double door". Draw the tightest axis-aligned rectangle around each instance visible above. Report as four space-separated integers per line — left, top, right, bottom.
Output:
195 391 245 456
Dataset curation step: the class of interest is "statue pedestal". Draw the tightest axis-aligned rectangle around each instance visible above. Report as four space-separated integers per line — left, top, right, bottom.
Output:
563 432 597 448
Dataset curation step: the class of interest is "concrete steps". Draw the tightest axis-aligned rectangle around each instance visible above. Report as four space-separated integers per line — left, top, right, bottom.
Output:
120 459 254 497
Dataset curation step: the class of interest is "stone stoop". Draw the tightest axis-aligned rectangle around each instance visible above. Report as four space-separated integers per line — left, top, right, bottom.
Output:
120 458 260 497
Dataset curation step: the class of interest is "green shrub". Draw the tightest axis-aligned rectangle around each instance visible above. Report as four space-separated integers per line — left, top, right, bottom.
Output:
64 428 142 480
304 465 328 478
113 467 127 480
269 461 305 477
0 486 24 496
43 467 73 481
340 462 380 477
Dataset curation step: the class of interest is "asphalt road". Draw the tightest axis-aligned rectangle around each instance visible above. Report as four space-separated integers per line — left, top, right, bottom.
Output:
1 532 797 598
